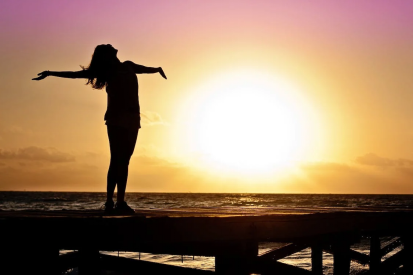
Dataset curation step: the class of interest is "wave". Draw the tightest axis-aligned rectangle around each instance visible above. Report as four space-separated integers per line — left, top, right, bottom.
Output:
1 192 413 211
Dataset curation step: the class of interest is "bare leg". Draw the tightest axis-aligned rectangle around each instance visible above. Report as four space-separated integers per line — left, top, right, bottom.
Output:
115 161 129 203
107 124 138 204
106 159 117 202
117 128 138 203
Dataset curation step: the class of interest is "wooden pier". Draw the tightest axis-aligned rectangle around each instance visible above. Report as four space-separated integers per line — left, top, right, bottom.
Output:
0 206 412 274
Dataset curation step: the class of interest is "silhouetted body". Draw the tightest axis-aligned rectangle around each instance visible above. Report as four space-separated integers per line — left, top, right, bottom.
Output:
33 44 167 213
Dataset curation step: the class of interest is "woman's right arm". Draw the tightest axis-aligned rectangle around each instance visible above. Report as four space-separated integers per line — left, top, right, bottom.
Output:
32 70 91 81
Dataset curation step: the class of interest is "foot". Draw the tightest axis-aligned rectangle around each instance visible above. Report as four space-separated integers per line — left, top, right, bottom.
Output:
101 200 114 213
115 201 135 214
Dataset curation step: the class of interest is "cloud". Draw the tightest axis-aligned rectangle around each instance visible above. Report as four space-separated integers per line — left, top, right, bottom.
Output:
355 153 413 179
0 150 209 192
2 148 413 193
0 162 103 191
301 161 353 172
140 111 169 126
0 146 75 163
356 153 413 167
396 159 413 166
356 153 394 167
297 160 393 193
6 126 26 134
295 154 413 193
0 125 35 136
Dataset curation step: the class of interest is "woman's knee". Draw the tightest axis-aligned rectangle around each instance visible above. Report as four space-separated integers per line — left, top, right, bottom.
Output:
111 155 131 167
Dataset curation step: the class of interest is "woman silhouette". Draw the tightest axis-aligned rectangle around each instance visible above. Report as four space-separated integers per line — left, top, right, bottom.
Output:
33 44 167 213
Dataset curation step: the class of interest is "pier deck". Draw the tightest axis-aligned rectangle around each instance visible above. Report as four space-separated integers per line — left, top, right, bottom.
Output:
1 207 413 274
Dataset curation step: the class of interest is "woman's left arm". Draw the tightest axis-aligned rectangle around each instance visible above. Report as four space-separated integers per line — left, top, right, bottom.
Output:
125 61 167 79
32 70 92 80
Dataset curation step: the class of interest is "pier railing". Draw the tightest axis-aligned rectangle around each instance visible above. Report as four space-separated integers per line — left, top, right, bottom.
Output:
0 208 412 274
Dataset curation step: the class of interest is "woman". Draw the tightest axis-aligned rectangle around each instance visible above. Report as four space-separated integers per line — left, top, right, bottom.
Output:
33 44 167 213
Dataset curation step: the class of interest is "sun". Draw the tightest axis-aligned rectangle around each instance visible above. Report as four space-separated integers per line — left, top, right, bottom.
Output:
180 69 315 176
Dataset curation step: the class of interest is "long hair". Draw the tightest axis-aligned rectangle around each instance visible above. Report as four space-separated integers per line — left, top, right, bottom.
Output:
82 45 115 90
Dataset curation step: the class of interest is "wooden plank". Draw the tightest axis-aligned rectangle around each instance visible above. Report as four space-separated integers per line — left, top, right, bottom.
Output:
380 237 401 257
324 248 369 265
380 250 404 274
100 253 214 275
259 243 309 261
254 259 312 275
2 210 413 247
351 250 370 265
140 213 357 243
2 206 413 218
59 251 79 273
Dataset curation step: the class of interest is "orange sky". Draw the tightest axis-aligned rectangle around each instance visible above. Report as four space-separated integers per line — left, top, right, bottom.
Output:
1 0 413 193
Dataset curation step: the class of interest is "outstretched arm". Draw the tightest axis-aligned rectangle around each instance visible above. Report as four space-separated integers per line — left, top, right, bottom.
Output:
124 61 167 79
32 70 92 81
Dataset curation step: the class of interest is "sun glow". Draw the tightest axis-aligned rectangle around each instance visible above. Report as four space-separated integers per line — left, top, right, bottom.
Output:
180 69 317 176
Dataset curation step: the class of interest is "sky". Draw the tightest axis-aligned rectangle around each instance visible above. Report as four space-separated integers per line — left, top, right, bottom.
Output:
1 0 413 193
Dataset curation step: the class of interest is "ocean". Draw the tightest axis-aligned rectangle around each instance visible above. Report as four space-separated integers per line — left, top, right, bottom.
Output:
1 192 412 274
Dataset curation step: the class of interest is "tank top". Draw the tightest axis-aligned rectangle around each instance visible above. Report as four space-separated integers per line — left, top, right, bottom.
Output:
104 62 141 129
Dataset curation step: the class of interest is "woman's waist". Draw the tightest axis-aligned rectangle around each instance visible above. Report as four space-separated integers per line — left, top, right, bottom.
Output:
105 104 140 113
105 117 141 129
104 110 140 118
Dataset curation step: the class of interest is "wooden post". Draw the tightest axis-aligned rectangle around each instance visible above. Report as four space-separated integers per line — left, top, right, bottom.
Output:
78 248 100 274
402 235 413 274
215 241 258 274
369 235 381 273
331 240 351 275
311 244 323 274
38 246 60 274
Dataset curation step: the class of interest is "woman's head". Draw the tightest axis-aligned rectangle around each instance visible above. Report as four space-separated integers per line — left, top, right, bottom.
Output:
95 44 118 59
82 44 119 89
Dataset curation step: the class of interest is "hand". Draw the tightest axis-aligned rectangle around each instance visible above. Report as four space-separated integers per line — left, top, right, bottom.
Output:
158 67 167 79
32 71 50 81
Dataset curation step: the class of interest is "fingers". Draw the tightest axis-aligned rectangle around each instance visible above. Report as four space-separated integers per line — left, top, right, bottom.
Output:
33 72 44 80
32 75 45 81
159 69 167 79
